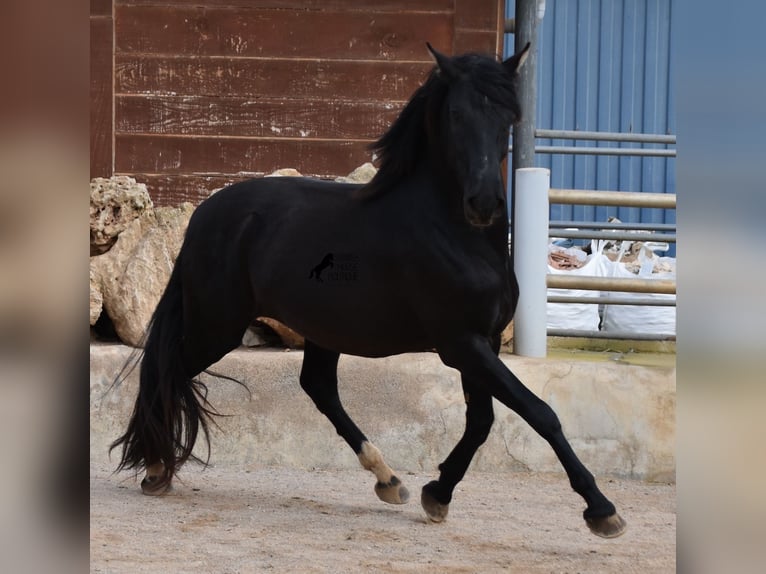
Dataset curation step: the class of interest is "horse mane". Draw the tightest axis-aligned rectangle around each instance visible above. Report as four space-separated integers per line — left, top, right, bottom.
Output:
358 53 519 199
358 68 446 198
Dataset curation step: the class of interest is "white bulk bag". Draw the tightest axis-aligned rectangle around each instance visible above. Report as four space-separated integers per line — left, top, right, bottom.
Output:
546 241 610 331
601 247 676 335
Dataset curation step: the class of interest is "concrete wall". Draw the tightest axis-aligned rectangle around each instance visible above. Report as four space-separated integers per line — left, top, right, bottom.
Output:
90 344 675 482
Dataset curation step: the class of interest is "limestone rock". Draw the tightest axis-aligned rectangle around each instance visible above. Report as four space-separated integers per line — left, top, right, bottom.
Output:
89 266 103 326
266 168 303 177
501 320 514 348
241 320 284 348
242 325 269 347
90 204 194 346
334 162 377 184
90 176 153 255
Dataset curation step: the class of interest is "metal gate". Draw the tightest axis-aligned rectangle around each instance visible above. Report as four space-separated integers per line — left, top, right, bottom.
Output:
504 0 677 346
504 0 676 255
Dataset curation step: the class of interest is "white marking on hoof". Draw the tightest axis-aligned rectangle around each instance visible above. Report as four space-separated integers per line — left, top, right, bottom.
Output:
358 442 409 505
374 477 410 505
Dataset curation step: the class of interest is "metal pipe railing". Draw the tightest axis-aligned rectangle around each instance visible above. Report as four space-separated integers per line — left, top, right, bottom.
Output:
549 229 676 242
510 129 677 157
535 129 676 145
544 188 677 340
509 145 676 157
547 274 676 294
549 188 676 209
534 145 675 157
510 128 678 340
547 328 675 341
547 295 675 306
550 221 675 232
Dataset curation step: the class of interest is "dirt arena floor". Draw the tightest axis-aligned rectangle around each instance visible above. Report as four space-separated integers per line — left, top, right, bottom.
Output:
90 461 675 573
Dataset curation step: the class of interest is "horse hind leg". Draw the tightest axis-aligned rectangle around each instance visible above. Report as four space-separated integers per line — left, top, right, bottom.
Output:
139 330 247 495
140 297 253 495
358 442 409 505
300 341 409 505
141 462 170 495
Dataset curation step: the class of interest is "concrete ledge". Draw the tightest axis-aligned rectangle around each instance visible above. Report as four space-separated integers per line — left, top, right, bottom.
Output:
90 344 675 482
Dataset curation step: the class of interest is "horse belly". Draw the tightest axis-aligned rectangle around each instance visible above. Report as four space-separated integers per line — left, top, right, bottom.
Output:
266 287 431 357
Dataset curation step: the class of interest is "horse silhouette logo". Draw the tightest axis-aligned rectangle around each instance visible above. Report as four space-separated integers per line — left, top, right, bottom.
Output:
308 253 334 282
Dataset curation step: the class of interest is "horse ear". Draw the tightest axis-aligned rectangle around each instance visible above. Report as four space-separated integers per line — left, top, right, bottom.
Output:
503 42 531 75
426 42 457 79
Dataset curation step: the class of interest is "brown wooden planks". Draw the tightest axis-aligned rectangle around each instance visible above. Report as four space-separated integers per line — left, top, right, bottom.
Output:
101 1 505 205
91 0 112 16
91 14 114 178
115 56 431 100
116 134 373 177
116 95 401 140
115 1 453 13
453 30 500 57
128 174 247 207
115 6 452 61
454 0 500 31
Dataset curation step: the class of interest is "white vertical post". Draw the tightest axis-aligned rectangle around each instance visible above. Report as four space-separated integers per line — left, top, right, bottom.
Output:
512 167 550 358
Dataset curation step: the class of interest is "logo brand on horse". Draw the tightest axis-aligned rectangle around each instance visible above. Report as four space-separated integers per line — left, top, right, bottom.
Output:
111 42 626 539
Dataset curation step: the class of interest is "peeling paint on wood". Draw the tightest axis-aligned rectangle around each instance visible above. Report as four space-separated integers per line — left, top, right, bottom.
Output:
101 0 504 206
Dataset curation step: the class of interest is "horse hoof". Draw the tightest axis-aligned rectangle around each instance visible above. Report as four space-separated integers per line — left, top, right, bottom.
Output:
421 483 449 523
140 474 172 496
585 513 627 538
374 476 409 504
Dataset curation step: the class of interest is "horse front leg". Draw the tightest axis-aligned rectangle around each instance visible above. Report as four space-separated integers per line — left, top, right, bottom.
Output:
435 335 627 538
300 340 409 505
421 376 494 523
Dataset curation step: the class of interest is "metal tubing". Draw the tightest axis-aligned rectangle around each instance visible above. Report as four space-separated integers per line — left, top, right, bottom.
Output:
547 329 675 341
537 145 675 157
510 145 676 157
511 0 539 173
549 188 676 209
550 221 676 231
514 168 550 357
549 230 676 242
547 274 676 294
535 128 676 145
547 295 676 306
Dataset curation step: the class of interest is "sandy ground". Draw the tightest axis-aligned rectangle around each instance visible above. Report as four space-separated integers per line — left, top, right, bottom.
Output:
90 461 675 573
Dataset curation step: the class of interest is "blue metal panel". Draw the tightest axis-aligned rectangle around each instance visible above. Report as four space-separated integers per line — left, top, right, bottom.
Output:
504 0 676 254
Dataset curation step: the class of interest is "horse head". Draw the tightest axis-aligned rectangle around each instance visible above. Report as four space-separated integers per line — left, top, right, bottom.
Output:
426 42 530 227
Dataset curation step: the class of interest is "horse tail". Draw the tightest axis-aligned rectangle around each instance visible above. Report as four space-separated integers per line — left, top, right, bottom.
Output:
110 263 217 490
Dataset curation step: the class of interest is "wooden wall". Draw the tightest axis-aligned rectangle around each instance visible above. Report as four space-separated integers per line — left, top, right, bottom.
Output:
90 0 114 180
91 1 505 206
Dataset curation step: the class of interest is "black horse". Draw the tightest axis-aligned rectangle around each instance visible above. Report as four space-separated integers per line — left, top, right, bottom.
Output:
112 43 626 538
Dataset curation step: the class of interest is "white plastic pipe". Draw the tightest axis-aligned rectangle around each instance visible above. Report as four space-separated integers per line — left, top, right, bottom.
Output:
513 167 550 357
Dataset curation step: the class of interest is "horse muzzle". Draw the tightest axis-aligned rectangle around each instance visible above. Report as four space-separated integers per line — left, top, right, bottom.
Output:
464 190 506 227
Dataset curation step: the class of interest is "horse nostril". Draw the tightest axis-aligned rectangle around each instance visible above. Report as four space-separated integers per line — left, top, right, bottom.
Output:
466 192 505 224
